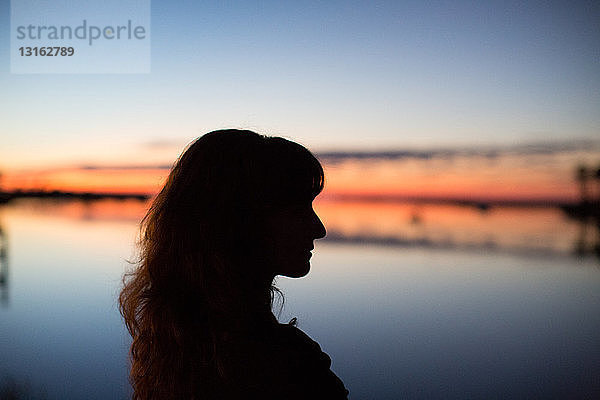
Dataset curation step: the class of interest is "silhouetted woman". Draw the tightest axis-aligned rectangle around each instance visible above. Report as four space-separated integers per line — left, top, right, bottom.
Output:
120 130 348 399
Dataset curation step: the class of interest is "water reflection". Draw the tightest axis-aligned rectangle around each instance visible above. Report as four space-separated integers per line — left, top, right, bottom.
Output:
0 198 598 399
568 162 600 259
0 216 8 306
322 204 600 263
1 198 598 264
571 215 600 260
0 200 133 399
315 201 600 264
0 376 45 400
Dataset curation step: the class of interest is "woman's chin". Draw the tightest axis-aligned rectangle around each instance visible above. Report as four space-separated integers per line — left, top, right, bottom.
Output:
278 261 311 278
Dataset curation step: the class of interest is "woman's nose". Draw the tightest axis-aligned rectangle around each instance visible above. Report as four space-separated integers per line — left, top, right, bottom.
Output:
312 211 326 239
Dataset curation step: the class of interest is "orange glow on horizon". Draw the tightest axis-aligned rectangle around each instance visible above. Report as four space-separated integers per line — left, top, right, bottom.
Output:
1 151 594 204
1 168 168 195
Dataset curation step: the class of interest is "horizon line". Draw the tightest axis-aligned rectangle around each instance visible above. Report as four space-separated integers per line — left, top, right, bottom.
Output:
0 188 584 207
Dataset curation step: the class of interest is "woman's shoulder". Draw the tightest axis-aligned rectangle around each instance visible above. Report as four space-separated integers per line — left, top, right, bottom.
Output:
274 321 319 345
224 320 349 399
272 322 349 398
273 322 329 361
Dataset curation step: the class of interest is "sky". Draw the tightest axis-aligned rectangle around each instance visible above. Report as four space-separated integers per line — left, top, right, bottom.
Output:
1 0 599 167
0 0 599 202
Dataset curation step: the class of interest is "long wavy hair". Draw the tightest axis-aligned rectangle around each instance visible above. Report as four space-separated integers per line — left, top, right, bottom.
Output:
119 129 324 399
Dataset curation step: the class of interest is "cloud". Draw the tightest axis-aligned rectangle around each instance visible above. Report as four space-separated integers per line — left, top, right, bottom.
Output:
316 138 600 163
75 138 600 170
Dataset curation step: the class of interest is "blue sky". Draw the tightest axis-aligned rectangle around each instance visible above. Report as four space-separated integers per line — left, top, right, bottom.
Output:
0 0 599 168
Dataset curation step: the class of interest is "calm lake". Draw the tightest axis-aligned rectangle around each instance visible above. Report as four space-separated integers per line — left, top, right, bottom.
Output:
0 198 598 399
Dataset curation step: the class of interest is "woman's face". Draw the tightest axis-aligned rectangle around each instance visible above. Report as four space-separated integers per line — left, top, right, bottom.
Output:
262 201 326 278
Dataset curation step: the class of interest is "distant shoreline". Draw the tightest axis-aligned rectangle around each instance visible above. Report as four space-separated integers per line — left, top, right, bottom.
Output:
322 193 580 208
0 190 150 203
1 189 597 222
0 189 579 207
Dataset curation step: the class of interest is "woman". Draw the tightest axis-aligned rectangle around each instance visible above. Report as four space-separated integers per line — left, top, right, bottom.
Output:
120 129 348 399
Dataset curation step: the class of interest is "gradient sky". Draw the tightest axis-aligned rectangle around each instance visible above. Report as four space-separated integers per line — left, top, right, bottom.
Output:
0 0 599 169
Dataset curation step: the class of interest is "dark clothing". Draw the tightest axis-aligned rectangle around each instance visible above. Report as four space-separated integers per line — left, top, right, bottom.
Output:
222 318 349 399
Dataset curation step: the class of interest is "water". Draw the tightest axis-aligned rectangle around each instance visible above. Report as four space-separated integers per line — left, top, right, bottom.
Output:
0 199 598 399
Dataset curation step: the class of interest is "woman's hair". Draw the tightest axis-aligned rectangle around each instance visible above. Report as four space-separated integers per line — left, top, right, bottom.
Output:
119 129 324 399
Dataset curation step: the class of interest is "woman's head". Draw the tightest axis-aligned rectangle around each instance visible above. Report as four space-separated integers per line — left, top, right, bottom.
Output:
120 129 326 398
153 129 325 278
